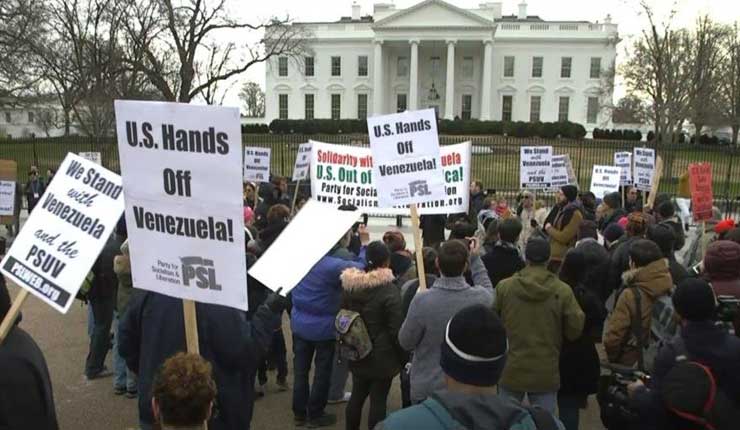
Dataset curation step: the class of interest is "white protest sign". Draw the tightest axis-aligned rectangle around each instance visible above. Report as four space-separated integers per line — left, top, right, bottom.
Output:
311 141 470 215
367 109 445 207
0 180 15 216
114 100 247 311
0 153 124 313
550 155 570 189
79 152 102 165
249 199 361 294
520 146 553 189
590 165 621 200
614 151 633 186
244 146 271 183
565 155 578 188
292 142 312 181
633 147 655 192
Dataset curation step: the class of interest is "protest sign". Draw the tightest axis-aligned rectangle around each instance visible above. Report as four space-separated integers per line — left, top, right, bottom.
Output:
550 155 573 189
79 152 102 165
633 147 655 192
249 199 361 295
244 147 271 183
689 163 713 222
114 100 247 312
310 141 470 215
564 155 578 188
0 153 124 315
589 165 621 200
0 160 17 225
520 146 553 189
614 151 633 186
0 180 14 216
367 109 445 207
292 142 312 181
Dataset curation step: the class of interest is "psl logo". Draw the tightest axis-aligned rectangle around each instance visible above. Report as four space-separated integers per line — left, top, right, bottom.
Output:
181 256 222 290
409 180 431 197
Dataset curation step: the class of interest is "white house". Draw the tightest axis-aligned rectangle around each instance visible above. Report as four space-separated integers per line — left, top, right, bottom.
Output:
0 101 77 138
264 0 619 130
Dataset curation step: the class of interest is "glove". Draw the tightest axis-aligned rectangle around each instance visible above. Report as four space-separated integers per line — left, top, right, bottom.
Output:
264 287 288 314
530 219 538 228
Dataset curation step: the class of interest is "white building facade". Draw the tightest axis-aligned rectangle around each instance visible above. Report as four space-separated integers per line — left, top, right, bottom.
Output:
264 0 619 130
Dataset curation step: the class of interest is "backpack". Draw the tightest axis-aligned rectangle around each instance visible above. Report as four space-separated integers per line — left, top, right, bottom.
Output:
335 309 373 362
620 286 676 372
421 397 560 430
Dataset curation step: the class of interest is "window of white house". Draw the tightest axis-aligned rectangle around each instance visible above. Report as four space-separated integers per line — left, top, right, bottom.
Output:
532 56 543 78
305 56 314 76
587 96 599 123
304 94 314 120
397 57 408 77
462 57 474 78
331 94 341 120
278 57 288 77
530 96 541 122
461 94 472 120
430 57 441 78
331 56 341 76
279 94 289 119
502 96 513 121
28 111 34 123
590 57 601 79
561 57 572 78
504 56 515 77
357 94 368 119
558 96 570 122
358 56 368 77
397 94 407 112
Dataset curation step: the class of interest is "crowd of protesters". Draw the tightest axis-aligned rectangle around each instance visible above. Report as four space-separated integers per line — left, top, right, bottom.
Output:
2 170 740 430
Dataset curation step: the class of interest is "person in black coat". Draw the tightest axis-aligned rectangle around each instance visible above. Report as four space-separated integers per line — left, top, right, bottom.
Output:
0 275 58 430
655 200 686 252
647 223 688 286
419 214 446 248
24 167 46 213
119 289 285 430
598 192 626 232
254 182 279 230
557 248 607 430
468 180 486 223
481 218 524 288
579 191 597 222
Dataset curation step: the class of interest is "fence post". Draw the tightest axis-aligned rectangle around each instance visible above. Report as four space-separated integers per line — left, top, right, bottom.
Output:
724 146 736 215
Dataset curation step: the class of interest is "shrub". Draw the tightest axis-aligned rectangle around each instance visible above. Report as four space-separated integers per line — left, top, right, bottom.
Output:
241 123 270 134
593 128 642 141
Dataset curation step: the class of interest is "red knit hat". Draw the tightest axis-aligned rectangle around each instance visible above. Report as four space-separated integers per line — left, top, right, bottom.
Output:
714 219 736 235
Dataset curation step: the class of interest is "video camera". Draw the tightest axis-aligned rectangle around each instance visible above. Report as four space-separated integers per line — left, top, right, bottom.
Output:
597 362 650 429
715 295 740 322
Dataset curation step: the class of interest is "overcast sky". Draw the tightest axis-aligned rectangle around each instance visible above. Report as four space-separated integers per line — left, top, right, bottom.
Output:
220 0 740 111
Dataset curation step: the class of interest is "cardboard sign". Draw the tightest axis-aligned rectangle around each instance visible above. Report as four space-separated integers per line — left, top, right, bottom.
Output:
0 153 124 313
614 152 633 186
248 199 361 294
0 160 17 224
367 109 445 207
565 155 578 188
292 142 312 181
243 146 271 183
590 165 621 200
79 152 102 165
688 163 713 222
311 141 470 215
114 100 247 311
550 155 571 189
633 147 655 192
520 146 553 189
0 181 14 216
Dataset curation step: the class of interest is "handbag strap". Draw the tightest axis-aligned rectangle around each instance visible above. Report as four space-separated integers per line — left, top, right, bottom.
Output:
632 286 645 372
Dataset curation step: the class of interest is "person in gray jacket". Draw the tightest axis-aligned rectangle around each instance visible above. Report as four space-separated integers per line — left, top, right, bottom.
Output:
398 238 494 404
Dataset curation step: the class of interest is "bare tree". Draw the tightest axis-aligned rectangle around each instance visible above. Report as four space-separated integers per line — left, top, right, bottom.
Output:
612 95 650 124
36 107 59 137
239 81 265 117
719 23 740 145
0 0 44 103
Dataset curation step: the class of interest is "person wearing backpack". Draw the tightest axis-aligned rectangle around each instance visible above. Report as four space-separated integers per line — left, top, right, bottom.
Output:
627 278 740 429
377 304 564 430
338 241 404 430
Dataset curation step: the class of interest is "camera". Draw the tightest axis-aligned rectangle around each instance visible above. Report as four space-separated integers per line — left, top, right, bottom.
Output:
715 295 740 322
597 362 650 429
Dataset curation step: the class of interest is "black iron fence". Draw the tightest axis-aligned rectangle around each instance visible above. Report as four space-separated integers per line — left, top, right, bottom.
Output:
2 134 739 214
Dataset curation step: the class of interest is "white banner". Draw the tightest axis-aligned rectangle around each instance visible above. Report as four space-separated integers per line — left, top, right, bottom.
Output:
565 154 578 188
244 146 271 183
114 100 247 311
292 142 312 181
520 146 553 189
0 180 14 216
590 165 621 200
79 152 102 165
614 151 633 186
0 154 124 313
311 141 470 215
550 155 571 189
367 109 445 207
633 147 655 192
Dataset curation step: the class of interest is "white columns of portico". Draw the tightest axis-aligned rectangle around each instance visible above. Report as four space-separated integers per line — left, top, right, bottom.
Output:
409 39 419 111
373 40 384 115
480 39 494 120
444 40 456 120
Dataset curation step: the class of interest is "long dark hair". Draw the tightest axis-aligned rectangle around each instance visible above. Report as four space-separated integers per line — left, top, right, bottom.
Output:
365 241 390 272
559 249 587 288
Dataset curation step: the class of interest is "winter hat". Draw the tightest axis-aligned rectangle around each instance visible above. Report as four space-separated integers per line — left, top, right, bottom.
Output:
603 192 621 209
525 237 550 264
672 278 716 322
440 304 508 387
561 185 578 202
382 231 406 253
243 206 254 224
366 241 391 270
618 216 629 229
703 240 740 280
577 220 598 242
647 223 676 257
714 219 736 235
603 223 625 244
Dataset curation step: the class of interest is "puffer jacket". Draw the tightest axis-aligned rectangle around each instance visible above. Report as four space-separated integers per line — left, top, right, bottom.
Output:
549 202 584 262
703 240 740 299
340 267 404 379
603 259 673 366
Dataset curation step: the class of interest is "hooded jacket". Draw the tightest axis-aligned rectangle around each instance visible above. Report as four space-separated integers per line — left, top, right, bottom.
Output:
703 240 740 299
659 217 686 251
481 241 525 288
495 265 585 393
603 259 673 366
340 267 404 379
599 207 627 232
254 183 278 230
549 202 584 261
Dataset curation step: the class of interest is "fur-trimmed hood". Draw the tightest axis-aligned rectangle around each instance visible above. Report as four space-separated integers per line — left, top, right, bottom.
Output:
341 267 395 291
621 258 673 298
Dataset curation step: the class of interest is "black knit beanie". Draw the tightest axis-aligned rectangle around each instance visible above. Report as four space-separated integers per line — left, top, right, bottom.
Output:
561 185 578 202
603 192 621 209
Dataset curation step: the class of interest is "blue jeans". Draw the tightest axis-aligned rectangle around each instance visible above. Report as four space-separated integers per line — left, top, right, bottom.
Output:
85 294 115 377
498 386 557 414
292 335 335 419
113 312 137 392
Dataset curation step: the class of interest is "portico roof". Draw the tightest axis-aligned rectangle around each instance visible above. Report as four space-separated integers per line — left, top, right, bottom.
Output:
372 0 495 30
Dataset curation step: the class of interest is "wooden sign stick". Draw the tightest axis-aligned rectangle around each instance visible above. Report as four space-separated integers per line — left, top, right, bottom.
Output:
646 155 664 210
410 204 427 291
0 287 29 344
182 299 200 354
291 180 301 216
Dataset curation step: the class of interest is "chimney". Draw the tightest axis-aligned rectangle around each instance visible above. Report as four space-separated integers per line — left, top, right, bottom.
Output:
352 2 361 20
492 2 503 20
374 3 395 14
518 1 527 20
479 2 502 20
604 14 613 24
